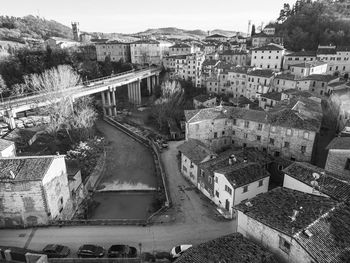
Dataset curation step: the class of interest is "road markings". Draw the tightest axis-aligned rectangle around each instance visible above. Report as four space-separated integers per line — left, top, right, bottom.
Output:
24 228 37 249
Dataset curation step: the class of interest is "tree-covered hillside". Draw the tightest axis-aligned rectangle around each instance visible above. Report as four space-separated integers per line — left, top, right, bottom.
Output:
273 0 350 51
0 15 73 41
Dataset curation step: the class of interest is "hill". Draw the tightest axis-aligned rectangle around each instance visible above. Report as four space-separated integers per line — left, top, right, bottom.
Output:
0 15 73 42
133 27 238 39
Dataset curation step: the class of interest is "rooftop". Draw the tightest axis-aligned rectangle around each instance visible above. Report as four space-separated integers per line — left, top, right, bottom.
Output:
317 47 337 55
261 91 282 101
206 34 227 39
285 51 317 57
337 46 350 52
132 39 160 45
248 69 274 78
291 61 327 68
275 73 298 81
0 156 58 181
235 187 337 236
174 233 277 263
252 32 282 38
227 66 250 74
220 50 247 55
0 139 14 151
252 43 285 51
326 137 350 150
301 74 338 82
216 162 270 188
193 94 216 103
177 139 216 165
283 162 350 202
170 43 191 49
202 59 220 67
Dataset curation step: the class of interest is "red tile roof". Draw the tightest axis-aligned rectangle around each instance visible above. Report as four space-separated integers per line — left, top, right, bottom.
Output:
177 139 216 165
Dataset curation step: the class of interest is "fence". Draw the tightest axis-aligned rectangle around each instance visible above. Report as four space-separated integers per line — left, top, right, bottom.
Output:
49 218 147 226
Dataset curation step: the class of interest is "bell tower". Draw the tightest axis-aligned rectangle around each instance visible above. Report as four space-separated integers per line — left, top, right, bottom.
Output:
71 22 80 41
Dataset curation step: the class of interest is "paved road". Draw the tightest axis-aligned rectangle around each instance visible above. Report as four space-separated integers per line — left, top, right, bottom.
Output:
0 140 235 255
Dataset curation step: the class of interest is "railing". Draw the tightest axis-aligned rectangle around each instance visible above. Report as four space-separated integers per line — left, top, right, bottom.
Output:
50 219 147 226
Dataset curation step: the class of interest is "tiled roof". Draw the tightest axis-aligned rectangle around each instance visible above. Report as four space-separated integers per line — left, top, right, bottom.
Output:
235 187 338 236
0 156 56 181
294 204 350 263
281 89 313 98
174 233 277 263
0 139 14 151
217 162 270 188
283 162 350 202
328 81 347 88
248 69 274 78
184 107 225 123
231 96 255 106
261 91 282 101
301 74 338 82
65 160 80 178
177 139 216 165
268 98 322 131
317 47 337 55
220 50 247 55
285 51 317 57
229 107 269 123
202 59 220 66
275 73 298 81
252 32 282 38
336 46 350 52
206 34 227 38
326 137 350 150
166 54 187 59
252 43 284 51
227 66 250 74
132 39 160 44
291 61 327 68
193 94 216 103
170 43 191 49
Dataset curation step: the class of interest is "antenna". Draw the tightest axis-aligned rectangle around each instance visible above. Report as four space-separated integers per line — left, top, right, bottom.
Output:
312 172 320 180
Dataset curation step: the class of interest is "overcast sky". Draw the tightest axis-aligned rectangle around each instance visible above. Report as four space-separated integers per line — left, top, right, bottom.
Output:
2 0 296 34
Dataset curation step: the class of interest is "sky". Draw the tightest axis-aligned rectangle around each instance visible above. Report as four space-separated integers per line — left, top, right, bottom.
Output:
2 0 297 34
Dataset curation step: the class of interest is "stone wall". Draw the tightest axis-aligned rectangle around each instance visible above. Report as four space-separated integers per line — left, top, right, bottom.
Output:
325 149 350 178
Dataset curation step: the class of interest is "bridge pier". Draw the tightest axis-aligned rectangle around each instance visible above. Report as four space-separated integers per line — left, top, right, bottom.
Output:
106 91 112 116
101 92 107 115
127 80 141 105
147 77 152 95
111 88 117 116
3 110 16 129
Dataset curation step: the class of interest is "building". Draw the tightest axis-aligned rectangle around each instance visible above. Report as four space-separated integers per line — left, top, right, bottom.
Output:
328 86 350 132
177 139 216 186
45 37 80 49
130 39 172 65
184 52 205 87
251 32 283 48
193 94 217 109
219 50 248 66
259 91 282 111
163 54 187 79
290 61 328 79
251 44 285 72
0 156 73 227
168 43 199 56
283 51 317 70
185 97 322 162
201 59 221 86
297 74 339 96
325 137 350 179
283 161 350 202
247 69 275 99
95 41 131 62
226 66 249 98
236 187 348 263
272 73 298 92
205 34 228 42
66 160 84 210
174 233 278 263
317 45 350 77
0 139 15 158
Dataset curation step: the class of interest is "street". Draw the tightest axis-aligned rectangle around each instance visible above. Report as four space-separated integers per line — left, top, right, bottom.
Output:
0 138 235 256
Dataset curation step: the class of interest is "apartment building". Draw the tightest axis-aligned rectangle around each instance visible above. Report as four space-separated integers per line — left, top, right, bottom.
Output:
130 39 172 65
168 43 199 56
219 50 248 66
317 45 350 77
297 74 339 96
251 44 285 72
226 67 249 98
272 73 298 92
283 51 317 70
258 91 282 111
95 41 131 62
247 69 275 100
290 61 328 79
251 33 283 48
184 52 205 87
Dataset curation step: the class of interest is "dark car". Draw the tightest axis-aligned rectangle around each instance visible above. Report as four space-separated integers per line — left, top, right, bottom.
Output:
108 245 137 258
42 244 70 258
77 244 104 258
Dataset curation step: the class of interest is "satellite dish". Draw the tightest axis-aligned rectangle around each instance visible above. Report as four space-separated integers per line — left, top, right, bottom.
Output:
312 172 320 180
310 181 319 188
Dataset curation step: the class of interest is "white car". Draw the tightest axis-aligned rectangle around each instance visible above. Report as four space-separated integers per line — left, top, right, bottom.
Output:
170 244 192 259
14 119 25 128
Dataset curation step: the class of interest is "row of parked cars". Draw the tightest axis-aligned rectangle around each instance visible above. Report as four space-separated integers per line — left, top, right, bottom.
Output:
41 243 193 261
0 115 51 136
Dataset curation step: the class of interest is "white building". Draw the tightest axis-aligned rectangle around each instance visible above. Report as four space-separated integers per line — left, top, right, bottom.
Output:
247 69 275 99
317 45 350 77
130 39 172 65
283 51 317 70
251 44 285 72
290 61 328 79
0 139 16 158
168 43 199 56
272 73 298 92
95 41 131 62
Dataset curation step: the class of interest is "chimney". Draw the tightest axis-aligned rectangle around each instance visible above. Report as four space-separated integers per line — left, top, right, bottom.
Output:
243 157 248 163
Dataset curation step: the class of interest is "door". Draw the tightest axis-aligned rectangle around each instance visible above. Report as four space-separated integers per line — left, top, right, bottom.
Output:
225 199 230 211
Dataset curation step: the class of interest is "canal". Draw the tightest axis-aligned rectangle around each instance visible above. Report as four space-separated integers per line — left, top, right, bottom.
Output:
90 119 158 220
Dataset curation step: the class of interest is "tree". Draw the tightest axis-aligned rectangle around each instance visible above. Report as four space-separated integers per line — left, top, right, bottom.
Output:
0 74 8 100
251 24 256 36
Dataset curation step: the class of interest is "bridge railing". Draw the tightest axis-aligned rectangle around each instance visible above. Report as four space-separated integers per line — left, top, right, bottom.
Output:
0 66 162 109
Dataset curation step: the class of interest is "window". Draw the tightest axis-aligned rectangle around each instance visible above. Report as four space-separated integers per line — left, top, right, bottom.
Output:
284 142 290 148
286 129 292 136
232 130 236 135
243 186 248 193
345 159 350 170
258 123 263 131
215 191 219 198
270 138 275 145
244 133 248 139
201 170 205 177
214 132 218 138
222 131 225 136
183 165 187 172
225 185 232 195
304 132 309 139
233 119 237 125
301 146 306 154
215 177 218 183
271 126 276 132
244 121 250 128
258 180 263 187
208 176 212 183
257 135 261 141
279 237 291 254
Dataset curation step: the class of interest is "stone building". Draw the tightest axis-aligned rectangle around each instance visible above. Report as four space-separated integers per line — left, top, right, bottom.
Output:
251 32 283 48
272 73 298 92
250 44 285 72
297 74 339 96
325 137 350 179
283 51 317 70
218 50 248 66
247 69 275 100
193 94 217 109
258 91 282 111
130 39 172 65
95 41 131 62
168 43 199 56
328 86 350 132
317 45 350 77
236 187 346 263
0 155 73 227
290 61 328 79
226 66 249 98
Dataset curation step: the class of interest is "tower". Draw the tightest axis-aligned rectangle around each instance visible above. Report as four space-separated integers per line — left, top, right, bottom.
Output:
247 20 251 37
71 22 80 42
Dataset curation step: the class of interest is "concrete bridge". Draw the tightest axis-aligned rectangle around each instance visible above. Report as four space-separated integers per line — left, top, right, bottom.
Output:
0 66 162 128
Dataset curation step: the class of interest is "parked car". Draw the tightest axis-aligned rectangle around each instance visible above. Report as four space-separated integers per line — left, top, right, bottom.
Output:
41 115 51 124
170 245 192 259
28 116 42 126
19 117 34 128
42 244 70 258
77 244 104 258
0 122 9 135
107 245 137 258
14 119 25 129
